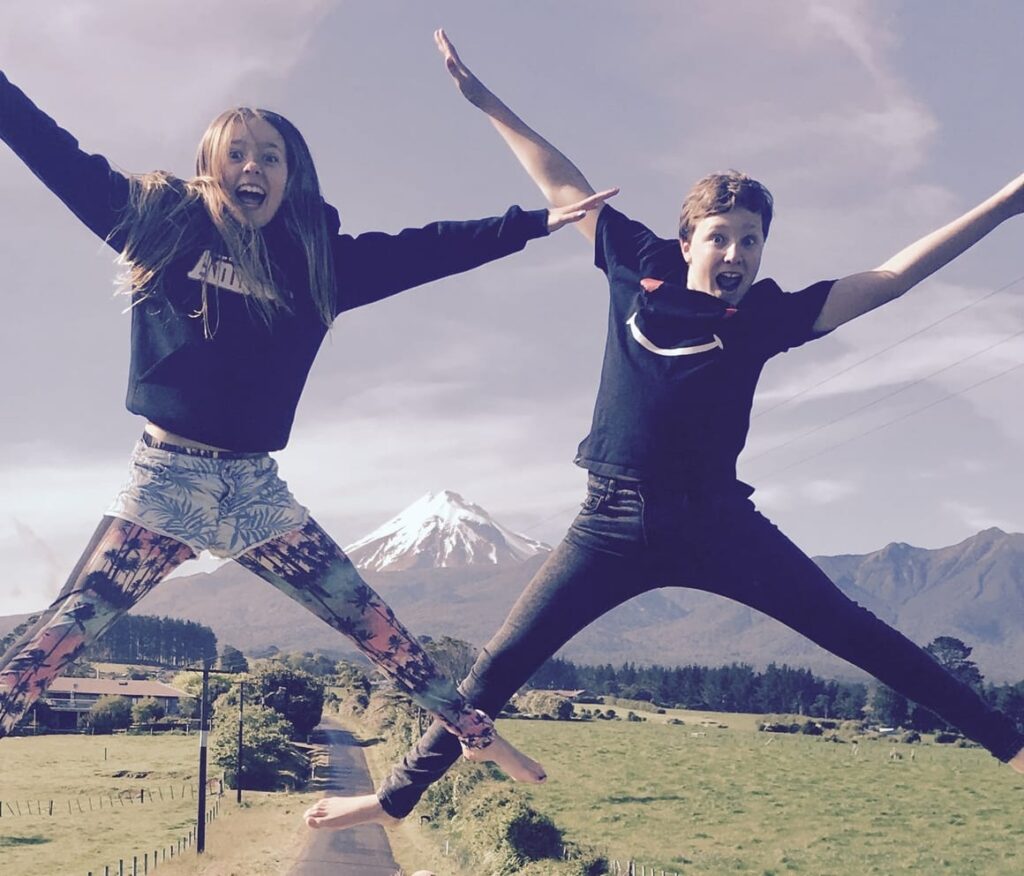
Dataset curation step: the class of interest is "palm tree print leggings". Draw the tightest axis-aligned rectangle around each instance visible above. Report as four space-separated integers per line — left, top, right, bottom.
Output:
0 515 493 747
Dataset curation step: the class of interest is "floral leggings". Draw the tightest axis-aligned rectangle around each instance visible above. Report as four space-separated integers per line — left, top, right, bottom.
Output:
0 515 494 747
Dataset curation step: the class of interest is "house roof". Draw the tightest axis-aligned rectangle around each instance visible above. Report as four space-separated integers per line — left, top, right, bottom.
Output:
47 678 189 698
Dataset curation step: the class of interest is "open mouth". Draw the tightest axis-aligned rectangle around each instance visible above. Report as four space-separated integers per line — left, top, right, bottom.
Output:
716 272 742 294
235 184 267 208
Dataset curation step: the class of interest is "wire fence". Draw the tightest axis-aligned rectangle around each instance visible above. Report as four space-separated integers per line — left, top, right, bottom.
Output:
81 797 221 876
0 779 223 818
607 861 681 876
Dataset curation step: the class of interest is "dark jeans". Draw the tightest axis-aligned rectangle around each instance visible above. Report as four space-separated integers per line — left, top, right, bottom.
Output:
377 473 1024 816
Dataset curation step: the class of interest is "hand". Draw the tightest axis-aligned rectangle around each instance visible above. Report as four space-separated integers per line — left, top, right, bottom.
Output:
435 28 497 111
1003 171 1024 217
546 188 619 232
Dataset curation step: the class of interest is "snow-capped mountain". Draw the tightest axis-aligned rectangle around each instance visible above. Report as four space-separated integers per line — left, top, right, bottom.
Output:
344 490 551 572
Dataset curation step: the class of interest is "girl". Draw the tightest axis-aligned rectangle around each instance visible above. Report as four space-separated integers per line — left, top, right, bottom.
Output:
0 66 612 781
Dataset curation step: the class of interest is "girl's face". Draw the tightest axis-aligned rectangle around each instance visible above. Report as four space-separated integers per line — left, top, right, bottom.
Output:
219 117 288 227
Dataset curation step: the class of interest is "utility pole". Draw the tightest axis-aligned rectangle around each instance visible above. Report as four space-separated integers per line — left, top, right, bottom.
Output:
196 660 211 854
236 681 245 804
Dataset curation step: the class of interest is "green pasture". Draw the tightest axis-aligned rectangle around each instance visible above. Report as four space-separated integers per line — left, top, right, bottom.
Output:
8 708 1024 876
494 708 1024 875
1 733 213 876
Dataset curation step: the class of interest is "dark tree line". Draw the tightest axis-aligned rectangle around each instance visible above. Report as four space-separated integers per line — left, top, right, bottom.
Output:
872 636 1024 733
527 657 868 719
86 614 217 667
524 636 1024 734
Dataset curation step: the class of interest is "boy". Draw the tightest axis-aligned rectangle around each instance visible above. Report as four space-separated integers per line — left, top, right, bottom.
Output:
304 30 1024 830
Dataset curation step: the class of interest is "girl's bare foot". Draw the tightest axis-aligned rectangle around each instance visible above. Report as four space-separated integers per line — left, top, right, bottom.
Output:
303 793 400 830
1009 748 1024 774
461 730 547 783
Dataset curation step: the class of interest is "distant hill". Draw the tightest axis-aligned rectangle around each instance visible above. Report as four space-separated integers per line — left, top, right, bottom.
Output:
2 491 1022 683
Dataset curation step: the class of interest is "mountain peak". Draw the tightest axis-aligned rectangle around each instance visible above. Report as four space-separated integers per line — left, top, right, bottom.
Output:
344 491 551 572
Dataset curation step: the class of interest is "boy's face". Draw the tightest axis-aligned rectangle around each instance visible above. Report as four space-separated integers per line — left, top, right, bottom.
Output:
680 208 765 305
219 117 289 228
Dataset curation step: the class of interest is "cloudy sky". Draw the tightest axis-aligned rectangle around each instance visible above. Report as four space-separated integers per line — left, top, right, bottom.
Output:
1 1 1022 616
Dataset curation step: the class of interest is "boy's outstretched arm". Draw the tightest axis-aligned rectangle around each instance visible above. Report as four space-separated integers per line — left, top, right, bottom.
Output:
815 172 1024 332
436 28 616 242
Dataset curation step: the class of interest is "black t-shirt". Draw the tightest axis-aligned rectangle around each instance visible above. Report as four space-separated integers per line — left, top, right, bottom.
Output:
575 205 833 491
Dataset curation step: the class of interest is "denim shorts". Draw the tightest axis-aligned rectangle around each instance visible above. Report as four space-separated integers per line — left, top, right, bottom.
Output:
106 434 309 558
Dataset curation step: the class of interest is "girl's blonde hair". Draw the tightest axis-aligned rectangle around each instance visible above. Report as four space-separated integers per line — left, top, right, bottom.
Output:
116 107 337 333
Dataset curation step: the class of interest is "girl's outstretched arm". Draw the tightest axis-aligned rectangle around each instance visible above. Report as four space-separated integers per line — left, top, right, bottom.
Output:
435 29 616 243
815 171 1024 332
0 70 130 247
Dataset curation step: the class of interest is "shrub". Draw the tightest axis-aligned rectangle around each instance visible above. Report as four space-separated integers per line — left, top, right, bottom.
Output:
934 731 962 745
515 691 574 721
450 785 563 875
760 722 800 734
801 720 823 736
85 696 133 733
131 697 166 724
248 663 325 738
421 764 492 823
518 850 608 876
210 703 305 790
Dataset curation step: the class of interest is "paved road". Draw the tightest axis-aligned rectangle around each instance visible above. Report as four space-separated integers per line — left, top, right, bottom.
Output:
287 719 400 876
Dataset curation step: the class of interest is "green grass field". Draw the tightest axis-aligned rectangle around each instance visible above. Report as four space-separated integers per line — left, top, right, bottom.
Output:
492 707 1024 875
7 708 1024 876
0 733 314 876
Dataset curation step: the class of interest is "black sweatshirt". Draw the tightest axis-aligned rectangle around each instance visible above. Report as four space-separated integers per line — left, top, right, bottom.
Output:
0 71 549 451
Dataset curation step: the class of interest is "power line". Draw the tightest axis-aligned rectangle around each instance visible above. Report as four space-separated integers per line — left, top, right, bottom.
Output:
746 325 1024 465
752 272 1024 420
755 358 1024 484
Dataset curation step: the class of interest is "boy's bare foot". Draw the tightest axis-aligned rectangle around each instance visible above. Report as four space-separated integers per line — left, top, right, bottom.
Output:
461 730 547 783
303 793 400 830
1009 748 1024 774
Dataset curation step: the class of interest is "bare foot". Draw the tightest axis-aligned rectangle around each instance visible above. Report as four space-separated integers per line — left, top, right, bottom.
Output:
302 793 400 830
1009 748 1024 775
461 731 547 783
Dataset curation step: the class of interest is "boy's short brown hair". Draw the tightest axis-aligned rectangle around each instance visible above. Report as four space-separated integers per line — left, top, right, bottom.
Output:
678 171 774 241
